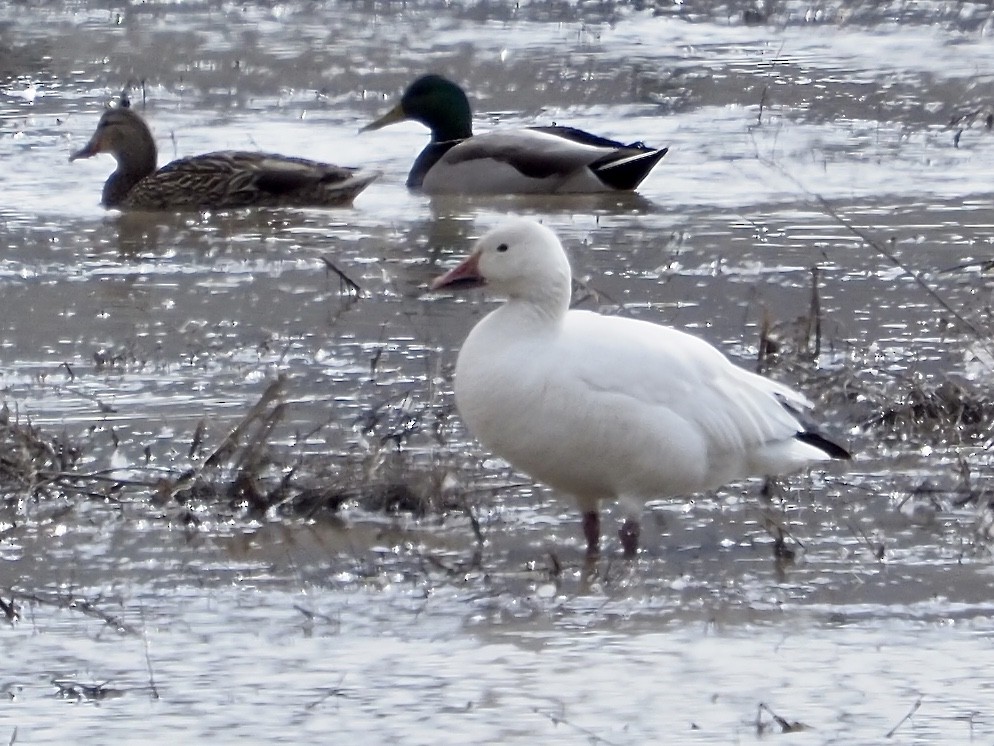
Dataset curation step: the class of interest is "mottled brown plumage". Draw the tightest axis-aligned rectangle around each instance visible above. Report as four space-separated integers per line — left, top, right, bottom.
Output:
70 106 379 210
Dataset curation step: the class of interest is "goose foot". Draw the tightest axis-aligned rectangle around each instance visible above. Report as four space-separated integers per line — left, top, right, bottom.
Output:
582 510 601 557
619 518 640 558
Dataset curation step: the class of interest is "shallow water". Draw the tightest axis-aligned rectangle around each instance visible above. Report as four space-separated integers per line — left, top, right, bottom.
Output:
3 1 994 742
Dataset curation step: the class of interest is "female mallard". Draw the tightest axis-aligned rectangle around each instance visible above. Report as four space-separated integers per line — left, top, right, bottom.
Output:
70 105 380 210
361 74 667 195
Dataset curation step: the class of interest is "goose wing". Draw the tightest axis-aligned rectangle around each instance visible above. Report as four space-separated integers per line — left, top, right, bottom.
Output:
561 311 811 459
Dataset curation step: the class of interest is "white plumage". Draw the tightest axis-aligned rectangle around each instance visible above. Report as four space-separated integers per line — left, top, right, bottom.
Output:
432 218 849 557
418 129 665 195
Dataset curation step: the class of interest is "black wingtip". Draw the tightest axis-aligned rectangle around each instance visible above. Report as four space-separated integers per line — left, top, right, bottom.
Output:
795 430 852 460
591 147 668 191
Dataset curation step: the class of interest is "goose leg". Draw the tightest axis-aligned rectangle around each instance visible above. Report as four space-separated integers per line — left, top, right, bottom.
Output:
582 511 601 556
619 518 640 558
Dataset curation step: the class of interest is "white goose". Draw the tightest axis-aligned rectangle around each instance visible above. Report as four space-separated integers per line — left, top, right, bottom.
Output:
432 219 850 557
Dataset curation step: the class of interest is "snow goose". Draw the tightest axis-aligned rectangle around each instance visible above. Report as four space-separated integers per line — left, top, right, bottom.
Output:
432 218 850 557
361 74 667 194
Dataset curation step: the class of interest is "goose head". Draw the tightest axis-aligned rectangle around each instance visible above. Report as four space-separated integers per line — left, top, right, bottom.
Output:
432 219 573 314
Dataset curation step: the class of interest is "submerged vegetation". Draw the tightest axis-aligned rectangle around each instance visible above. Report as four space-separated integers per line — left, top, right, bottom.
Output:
5 1 994 741
3 270 994 561
4 188 994 558
0 376 474 523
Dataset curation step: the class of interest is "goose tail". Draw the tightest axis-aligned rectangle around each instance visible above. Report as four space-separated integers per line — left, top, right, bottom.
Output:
794 429 852 460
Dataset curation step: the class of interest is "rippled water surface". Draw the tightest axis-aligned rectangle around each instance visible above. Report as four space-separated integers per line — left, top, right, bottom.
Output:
3 1 994 743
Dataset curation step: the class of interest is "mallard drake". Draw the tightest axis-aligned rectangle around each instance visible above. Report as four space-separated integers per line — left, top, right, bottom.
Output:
432 220 849 556
361 74 668 195
70 105 380 210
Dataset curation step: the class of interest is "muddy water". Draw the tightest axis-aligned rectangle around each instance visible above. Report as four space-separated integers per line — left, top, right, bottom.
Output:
3 1 994 742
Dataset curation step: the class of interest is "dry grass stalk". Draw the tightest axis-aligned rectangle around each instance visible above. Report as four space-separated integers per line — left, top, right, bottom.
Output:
322 255 363 297
807 265 822 357
862 378 993 442
756 702 808 734
2 587 136 634
885 696 923 738
756 308 774 372
0 406 87 501
760 156 994 359
203 375 287 469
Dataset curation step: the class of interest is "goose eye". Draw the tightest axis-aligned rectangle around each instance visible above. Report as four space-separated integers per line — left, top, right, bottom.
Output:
496 243 509 253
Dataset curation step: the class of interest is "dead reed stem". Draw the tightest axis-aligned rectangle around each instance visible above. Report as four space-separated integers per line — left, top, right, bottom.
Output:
885 696 923 738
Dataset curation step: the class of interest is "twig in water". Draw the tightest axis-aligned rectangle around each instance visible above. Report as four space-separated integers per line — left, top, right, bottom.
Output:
0 597 17 623
139 606 160 700
322 256 363 297
807 265 822 357
536 706 621 745
294 605 338 626
462 501 485 547
369 347 383 379
35 468 163 489
759 158 992 354
756 702 808 734
846 520 885 561
303 675 349 711
756 308 774 372
759 507 805 561
52 678 121 702
755 41 785 126
885 696 922 738
153 378 287 505
189 419 207 459
6 588 137 635
823 207 985 341
203 376 287 469
938 257 994 274
547 551 562 578
231 402 287 474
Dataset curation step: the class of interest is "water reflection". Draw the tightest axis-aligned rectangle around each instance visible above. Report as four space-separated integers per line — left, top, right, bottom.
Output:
3 0 994 742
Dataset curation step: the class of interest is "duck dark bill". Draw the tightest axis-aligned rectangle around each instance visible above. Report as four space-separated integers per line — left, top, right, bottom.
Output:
431 252 485 290
69 135 103 161
70 105 379 210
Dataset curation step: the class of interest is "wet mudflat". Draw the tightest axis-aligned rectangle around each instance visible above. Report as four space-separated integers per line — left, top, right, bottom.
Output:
2 0 994 742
